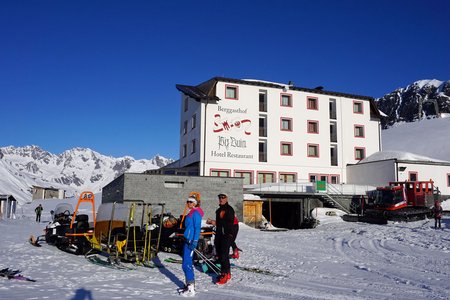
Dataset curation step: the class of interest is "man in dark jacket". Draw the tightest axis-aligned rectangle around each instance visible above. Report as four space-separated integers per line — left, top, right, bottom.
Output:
35 204 43 223
214 193 235 285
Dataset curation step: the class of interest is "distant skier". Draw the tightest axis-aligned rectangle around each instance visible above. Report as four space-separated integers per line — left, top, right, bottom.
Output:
432 201 443 229
180 195 204 297
35 204 43 223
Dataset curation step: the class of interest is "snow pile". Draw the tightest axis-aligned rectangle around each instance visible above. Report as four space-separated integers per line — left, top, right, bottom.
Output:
311 207 346 225
360 150 447 163
382 117 450 162
1 199 449 300
441 198 450 211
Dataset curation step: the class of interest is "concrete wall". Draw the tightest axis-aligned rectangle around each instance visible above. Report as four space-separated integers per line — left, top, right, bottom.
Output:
32 187 65 200
102 173 243 221
346 159 396 187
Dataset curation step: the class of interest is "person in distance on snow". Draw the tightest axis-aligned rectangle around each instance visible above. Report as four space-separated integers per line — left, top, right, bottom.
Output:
180 195 204 297
212 193 235 285
35 204 43 223
432 200 443 229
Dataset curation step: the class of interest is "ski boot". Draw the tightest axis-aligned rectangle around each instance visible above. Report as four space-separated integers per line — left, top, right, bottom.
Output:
231 248 240 259
216 273 231 285
179 283 196 297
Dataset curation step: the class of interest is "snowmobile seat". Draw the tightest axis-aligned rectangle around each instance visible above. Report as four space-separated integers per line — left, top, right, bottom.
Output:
76 214 89 222
75 214 90 233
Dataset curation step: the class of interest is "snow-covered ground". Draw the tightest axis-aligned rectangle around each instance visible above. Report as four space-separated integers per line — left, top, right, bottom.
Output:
1 198 449 300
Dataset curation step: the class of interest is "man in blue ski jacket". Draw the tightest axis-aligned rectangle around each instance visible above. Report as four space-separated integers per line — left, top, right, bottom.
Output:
180 195 204 297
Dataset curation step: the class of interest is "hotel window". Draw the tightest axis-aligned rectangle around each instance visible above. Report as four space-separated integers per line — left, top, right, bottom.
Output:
447 174 450 186
330 175 339 184
309 174 317 182
258 172 275 183
354 125 365 138
225 85 238 99
184 97 189 112
353 101 364 114
307 120 319 134
281 118 292 131
191 139 196 154
281 142 293 156
259 115 267 137
211 169 230 177
191 114 196 129
182 144 187 158
409 172 418 181
280 173 296 183
183 120 187 135
235 171 253 185
355 147 365 160
259 90 267 112
281 94 292 107
307 144 319 157
307 97 318 110
329 98 337 119
259 140 267 162
330 145 338 166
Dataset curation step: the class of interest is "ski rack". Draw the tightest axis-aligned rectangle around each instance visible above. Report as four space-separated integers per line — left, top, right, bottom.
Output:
89 200 166 264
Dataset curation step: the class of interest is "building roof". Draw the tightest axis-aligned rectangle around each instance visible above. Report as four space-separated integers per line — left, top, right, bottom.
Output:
354 150 450 166
177 76 381 118
0 194 16 201
178 76 375 101
175 84 220 102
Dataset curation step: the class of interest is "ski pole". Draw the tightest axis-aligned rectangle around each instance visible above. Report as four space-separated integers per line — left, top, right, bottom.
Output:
155 203 165 255
193 248 220 275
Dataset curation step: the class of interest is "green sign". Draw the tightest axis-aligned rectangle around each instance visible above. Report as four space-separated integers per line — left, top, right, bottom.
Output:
316 180 327 192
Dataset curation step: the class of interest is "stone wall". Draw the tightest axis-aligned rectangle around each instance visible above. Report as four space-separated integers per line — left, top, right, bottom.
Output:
102 173 243 220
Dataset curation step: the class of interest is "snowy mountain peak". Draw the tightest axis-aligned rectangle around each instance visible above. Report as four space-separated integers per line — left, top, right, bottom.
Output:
0 146 174 205
376 78 450 128
410 79 443 90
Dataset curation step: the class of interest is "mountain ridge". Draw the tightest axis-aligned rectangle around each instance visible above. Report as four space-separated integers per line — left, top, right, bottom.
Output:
0 145 173 204
376 79 450 128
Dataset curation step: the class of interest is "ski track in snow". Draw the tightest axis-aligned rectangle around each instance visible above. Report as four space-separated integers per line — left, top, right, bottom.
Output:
1 207 450 300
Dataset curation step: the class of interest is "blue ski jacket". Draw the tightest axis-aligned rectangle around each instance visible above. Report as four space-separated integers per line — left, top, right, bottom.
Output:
183 207 204 244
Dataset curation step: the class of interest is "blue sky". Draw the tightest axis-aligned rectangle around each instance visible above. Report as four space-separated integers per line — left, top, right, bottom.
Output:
1 0 449 160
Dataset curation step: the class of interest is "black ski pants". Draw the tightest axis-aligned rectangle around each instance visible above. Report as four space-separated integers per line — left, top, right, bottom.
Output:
435 217 441 229
215 233 232 274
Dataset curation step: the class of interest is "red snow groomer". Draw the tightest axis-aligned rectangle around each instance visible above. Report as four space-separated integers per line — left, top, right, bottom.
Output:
364 180 438 222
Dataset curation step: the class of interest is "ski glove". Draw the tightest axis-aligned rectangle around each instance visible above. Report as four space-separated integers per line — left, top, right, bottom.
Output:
187 240 198 251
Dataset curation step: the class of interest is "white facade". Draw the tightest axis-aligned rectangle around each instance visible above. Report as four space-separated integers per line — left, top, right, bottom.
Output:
177 77 381 185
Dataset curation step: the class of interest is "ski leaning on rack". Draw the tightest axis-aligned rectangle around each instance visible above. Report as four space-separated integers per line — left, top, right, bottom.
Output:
163 257 286 277
0 268 36 282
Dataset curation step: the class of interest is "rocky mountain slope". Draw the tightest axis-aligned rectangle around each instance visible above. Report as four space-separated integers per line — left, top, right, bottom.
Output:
376 79 450 128
0 146 173 204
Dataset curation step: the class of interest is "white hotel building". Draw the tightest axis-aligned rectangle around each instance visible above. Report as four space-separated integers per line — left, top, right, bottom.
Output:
170 77 382 185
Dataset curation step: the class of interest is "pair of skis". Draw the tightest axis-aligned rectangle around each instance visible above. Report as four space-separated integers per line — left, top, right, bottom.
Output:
86 254 163 271
163 257 285 277
86 254 136 271
0 268 36 282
